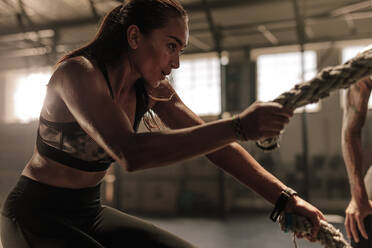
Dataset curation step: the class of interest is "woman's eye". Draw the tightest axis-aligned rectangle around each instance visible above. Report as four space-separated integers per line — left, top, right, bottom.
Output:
168 43 176 51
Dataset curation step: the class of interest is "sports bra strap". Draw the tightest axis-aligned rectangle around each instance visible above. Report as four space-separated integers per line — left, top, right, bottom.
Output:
96 60 114 100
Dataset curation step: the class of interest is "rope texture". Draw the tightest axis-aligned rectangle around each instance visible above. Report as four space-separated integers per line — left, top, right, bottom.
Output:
279 213 351 248
256 46 372 150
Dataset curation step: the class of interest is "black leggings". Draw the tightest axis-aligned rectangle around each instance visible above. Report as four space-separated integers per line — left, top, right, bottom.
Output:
0 176 196 248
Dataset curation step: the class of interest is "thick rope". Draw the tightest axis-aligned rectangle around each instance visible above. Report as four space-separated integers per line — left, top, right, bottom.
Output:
279 213 351 248
256 45 372 151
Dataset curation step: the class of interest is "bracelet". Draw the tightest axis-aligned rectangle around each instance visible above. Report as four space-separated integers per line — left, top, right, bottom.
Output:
232 115 247 141
255 138 280 151
270 187 298 222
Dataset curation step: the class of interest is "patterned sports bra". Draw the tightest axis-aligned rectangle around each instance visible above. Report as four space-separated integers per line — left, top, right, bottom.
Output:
36 59 149 172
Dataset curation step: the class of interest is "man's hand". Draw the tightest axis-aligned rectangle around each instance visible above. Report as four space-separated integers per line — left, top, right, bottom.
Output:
345 199 372 243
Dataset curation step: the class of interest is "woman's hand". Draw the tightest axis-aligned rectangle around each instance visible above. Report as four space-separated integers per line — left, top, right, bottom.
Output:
345 199 372 243
239 101 293 140
286 195 326 241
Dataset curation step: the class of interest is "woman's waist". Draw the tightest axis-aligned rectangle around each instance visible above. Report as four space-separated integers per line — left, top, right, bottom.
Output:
23 153 107 189
3 175 103 215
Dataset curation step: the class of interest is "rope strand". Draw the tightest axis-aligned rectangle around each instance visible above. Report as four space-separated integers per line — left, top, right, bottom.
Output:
279 213 352 248
256 46 372 150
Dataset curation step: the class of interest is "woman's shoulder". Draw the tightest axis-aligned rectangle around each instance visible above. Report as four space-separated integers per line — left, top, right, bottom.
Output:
51 56 102 87
55 56 97 78
50 56 105 96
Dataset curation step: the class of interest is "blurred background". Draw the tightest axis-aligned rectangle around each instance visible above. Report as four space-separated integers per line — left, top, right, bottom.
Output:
2 0 372 247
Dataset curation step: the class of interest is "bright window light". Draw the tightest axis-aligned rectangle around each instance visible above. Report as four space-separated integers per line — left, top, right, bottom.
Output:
257 51 319 112
341 45 372 108
171 53 221 116
14 72 49 123
342 45 367 63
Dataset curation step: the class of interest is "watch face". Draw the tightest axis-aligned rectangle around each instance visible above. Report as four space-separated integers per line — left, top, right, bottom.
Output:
284 187 297 196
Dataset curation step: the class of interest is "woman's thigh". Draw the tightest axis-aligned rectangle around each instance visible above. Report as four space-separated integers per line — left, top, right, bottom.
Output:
1 215 30 248
92 206 197 248
1 213 105 248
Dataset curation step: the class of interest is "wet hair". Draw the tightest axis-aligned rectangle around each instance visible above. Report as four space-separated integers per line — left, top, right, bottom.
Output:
58 0 188 64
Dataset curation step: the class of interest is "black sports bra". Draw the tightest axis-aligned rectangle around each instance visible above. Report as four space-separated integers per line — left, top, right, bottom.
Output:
36 60 149 172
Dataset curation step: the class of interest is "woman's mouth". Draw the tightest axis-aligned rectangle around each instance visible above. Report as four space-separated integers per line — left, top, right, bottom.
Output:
161 71 166 80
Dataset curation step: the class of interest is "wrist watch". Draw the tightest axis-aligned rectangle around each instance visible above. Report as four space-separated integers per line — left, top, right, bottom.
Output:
270 187 298 222
284 187 298 198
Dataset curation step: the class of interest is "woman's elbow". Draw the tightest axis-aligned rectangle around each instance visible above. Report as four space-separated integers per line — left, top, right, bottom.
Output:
117 153 145 172
114 155 137 172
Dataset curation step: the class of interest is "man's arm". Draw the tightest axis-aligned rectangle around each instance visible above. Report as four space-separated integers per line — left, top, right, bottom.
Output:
342 76 372 242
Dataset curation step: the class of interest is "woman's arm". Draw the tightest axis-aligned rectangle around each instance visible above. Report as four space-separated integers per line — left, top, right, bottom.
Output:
54 59 288 172
342 77 372 242
54 59 236 171
152 90 283 204
153 85 324 238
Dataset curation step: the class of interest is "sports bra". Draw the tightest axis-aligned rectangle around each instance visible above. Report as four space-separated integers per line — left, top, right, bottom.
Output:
36 59 149 172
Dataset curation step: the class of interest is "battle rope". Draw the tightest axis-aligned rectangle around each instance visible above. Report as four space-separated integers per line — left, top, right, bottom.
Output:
256 45 372 151
279 213 351 248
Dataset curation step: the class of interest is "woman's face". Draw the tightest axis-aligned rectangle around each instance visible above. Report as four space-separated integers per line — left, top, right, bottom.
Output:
133 17 189 88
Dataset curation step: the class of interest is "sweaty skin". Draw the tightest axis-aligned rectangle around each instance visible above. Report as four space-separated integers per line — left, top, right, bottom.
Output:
342 76 372 243
21 16 324 239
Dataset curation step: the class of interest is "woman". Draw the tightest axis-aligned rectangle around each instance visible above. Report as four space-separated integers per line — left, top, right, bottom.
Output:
0 0 325 247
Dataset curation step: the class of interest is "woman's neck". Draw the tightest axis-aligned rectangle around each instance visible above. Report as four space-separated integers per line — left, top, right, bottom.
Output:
105 56 141 100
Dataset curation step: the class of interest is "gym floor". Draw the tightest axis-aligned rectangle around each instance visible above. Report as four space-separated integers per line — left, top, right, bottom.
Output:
145 213 341 248
0 213 347 248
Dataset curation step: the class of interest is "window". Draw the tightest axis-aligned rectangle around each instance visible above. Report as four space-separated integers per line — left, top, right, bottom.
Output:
4 69 50 123
341 45 372 108
171 53 221 116
342 45 367 63
257 51 319 112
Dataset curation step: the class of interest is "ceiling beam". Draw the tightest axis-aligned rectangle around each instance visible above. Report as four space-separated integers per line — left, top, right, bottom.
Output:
2 1 372 38
192 8 372 36
200 0 221 53
17 0 33 26
257 25 279 45
3 30 372 60
345 14 357 34
113 0 280 12
185 0 280 12
0 16 98 36
14 0 51 49
88 0 100 20
331 0 372 16
292 0 306 46
188 35 211 51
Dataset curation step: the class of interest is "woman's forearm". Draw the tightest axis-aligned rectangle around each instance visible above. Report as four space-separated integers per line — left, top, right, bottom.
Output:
121 118 236 171
206 142 285 205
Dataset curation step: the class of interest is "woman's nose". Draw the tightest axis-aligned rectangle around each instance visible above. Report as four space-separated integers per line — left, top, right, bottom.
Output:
171 56 180 69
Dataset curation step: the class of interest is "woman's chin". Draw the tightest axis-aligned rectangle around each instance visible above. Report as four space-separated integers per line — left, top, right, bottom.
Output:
144 81 160 90
151 80 161 88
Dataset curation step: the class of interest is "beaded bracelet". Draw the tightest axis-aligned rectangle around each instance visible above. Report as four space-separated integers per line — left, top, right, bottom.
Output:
232 115 247 141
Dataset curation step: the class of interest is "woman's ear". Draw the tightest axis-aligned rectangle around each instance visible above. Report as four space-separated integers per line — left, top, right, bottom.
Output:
127 25 141 49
